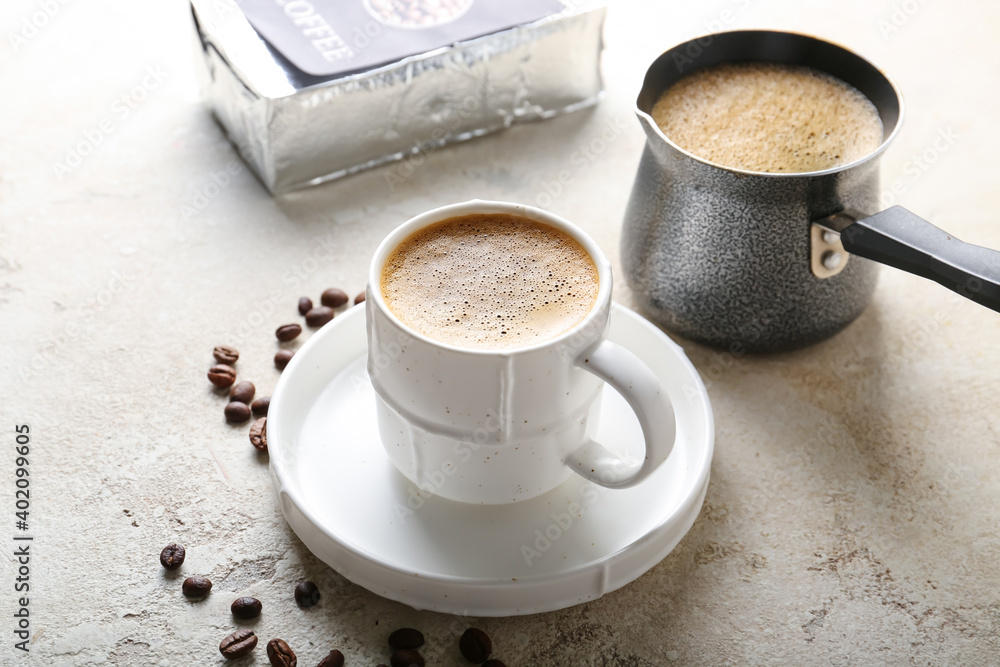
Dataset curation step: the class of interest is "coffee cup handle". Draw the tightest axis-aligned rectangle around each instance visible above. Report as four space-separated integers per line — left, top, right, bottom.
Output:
564 339 676 489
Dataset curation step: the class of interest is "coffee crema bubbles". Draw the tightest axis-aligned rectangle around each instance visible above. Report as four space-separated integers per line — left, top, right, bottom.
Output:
652 62 884 173
380 214 599 350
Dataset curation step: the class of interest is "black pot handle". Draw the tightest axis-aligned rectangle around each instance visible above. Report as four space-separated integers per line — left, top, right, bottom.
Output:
817 206 1000 313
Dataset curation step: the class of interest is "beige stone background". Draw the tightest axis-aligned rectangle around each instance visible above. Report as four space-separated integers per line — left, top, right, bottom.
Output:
2 0 1000 664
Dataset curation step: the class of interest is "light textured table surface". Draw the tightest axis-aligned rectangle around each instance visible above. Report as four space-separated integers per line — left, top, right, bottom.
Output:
3 0 1000 665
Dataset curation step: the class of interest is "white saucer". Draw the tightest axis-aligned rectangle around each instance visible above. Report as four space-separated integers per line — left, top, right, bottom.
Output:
268 303 714 617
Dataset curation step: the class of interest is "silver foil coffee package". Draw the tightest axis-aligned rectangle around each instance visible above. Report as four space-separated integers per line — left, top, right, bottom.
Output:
190 0 606 194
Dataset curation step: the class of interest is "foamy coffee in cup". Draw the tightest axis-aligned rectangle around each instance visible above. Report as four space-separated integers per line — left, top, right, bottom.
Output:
651 62 884 173
368 201 676 504
380 213 599 350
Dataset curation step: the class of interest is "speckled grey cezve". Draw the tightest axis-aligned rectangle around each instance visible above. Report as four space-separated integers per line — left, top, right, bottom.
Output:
622 31 903 352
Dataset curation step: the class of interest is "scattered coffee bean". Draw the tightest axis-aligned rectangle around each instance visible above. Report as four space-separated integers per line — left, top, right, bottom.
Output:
316 649 345 667
276 323 302 342
481 661 507 667
220 628 258 659
321 288 349 308
459 628 492 663
231 596 262 619
274 349 294 370
230 381 256 404
182 576 212 598
388 628 425 650
225 401 252 423
294 580 321 607
251 396 270 416
390 649 425 667
213 346 240 365
159 543 185 570
354 291 366 305
266 638 297 667
305 306 334 328
208 364 237 388
298 296 314 315
249 418 268 452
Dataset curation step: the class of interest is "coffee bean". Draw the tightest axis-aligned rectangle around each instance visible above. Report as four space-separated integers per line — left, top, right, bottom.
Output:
298 297 314 315
220 628 258 659
249 418 268 451
482 661 507 667
266 638 297 667
225 401 252 423
230 381 256 404
354 291 366 305
231 596 262 619
182 576 212 598
388 628 424 649
208 364 237 388
294 580 320 607
274 349 294 370
321 288 349 308
159 543 185 570
390 649 424 667
305 306 334 327
213 346 240 365
316 649 345 667
459 628 492 663
251 396 270 416
276 323 302 342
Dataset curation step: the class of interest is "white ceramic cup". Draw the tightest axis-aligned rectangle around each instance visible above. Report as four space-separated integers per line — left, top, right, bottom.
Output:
366 200 676 504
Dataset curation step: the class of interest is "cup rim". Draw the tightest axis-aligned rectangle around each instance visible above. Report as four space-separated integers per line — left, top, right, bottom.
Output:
367 199 612 356
635 28 906 179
